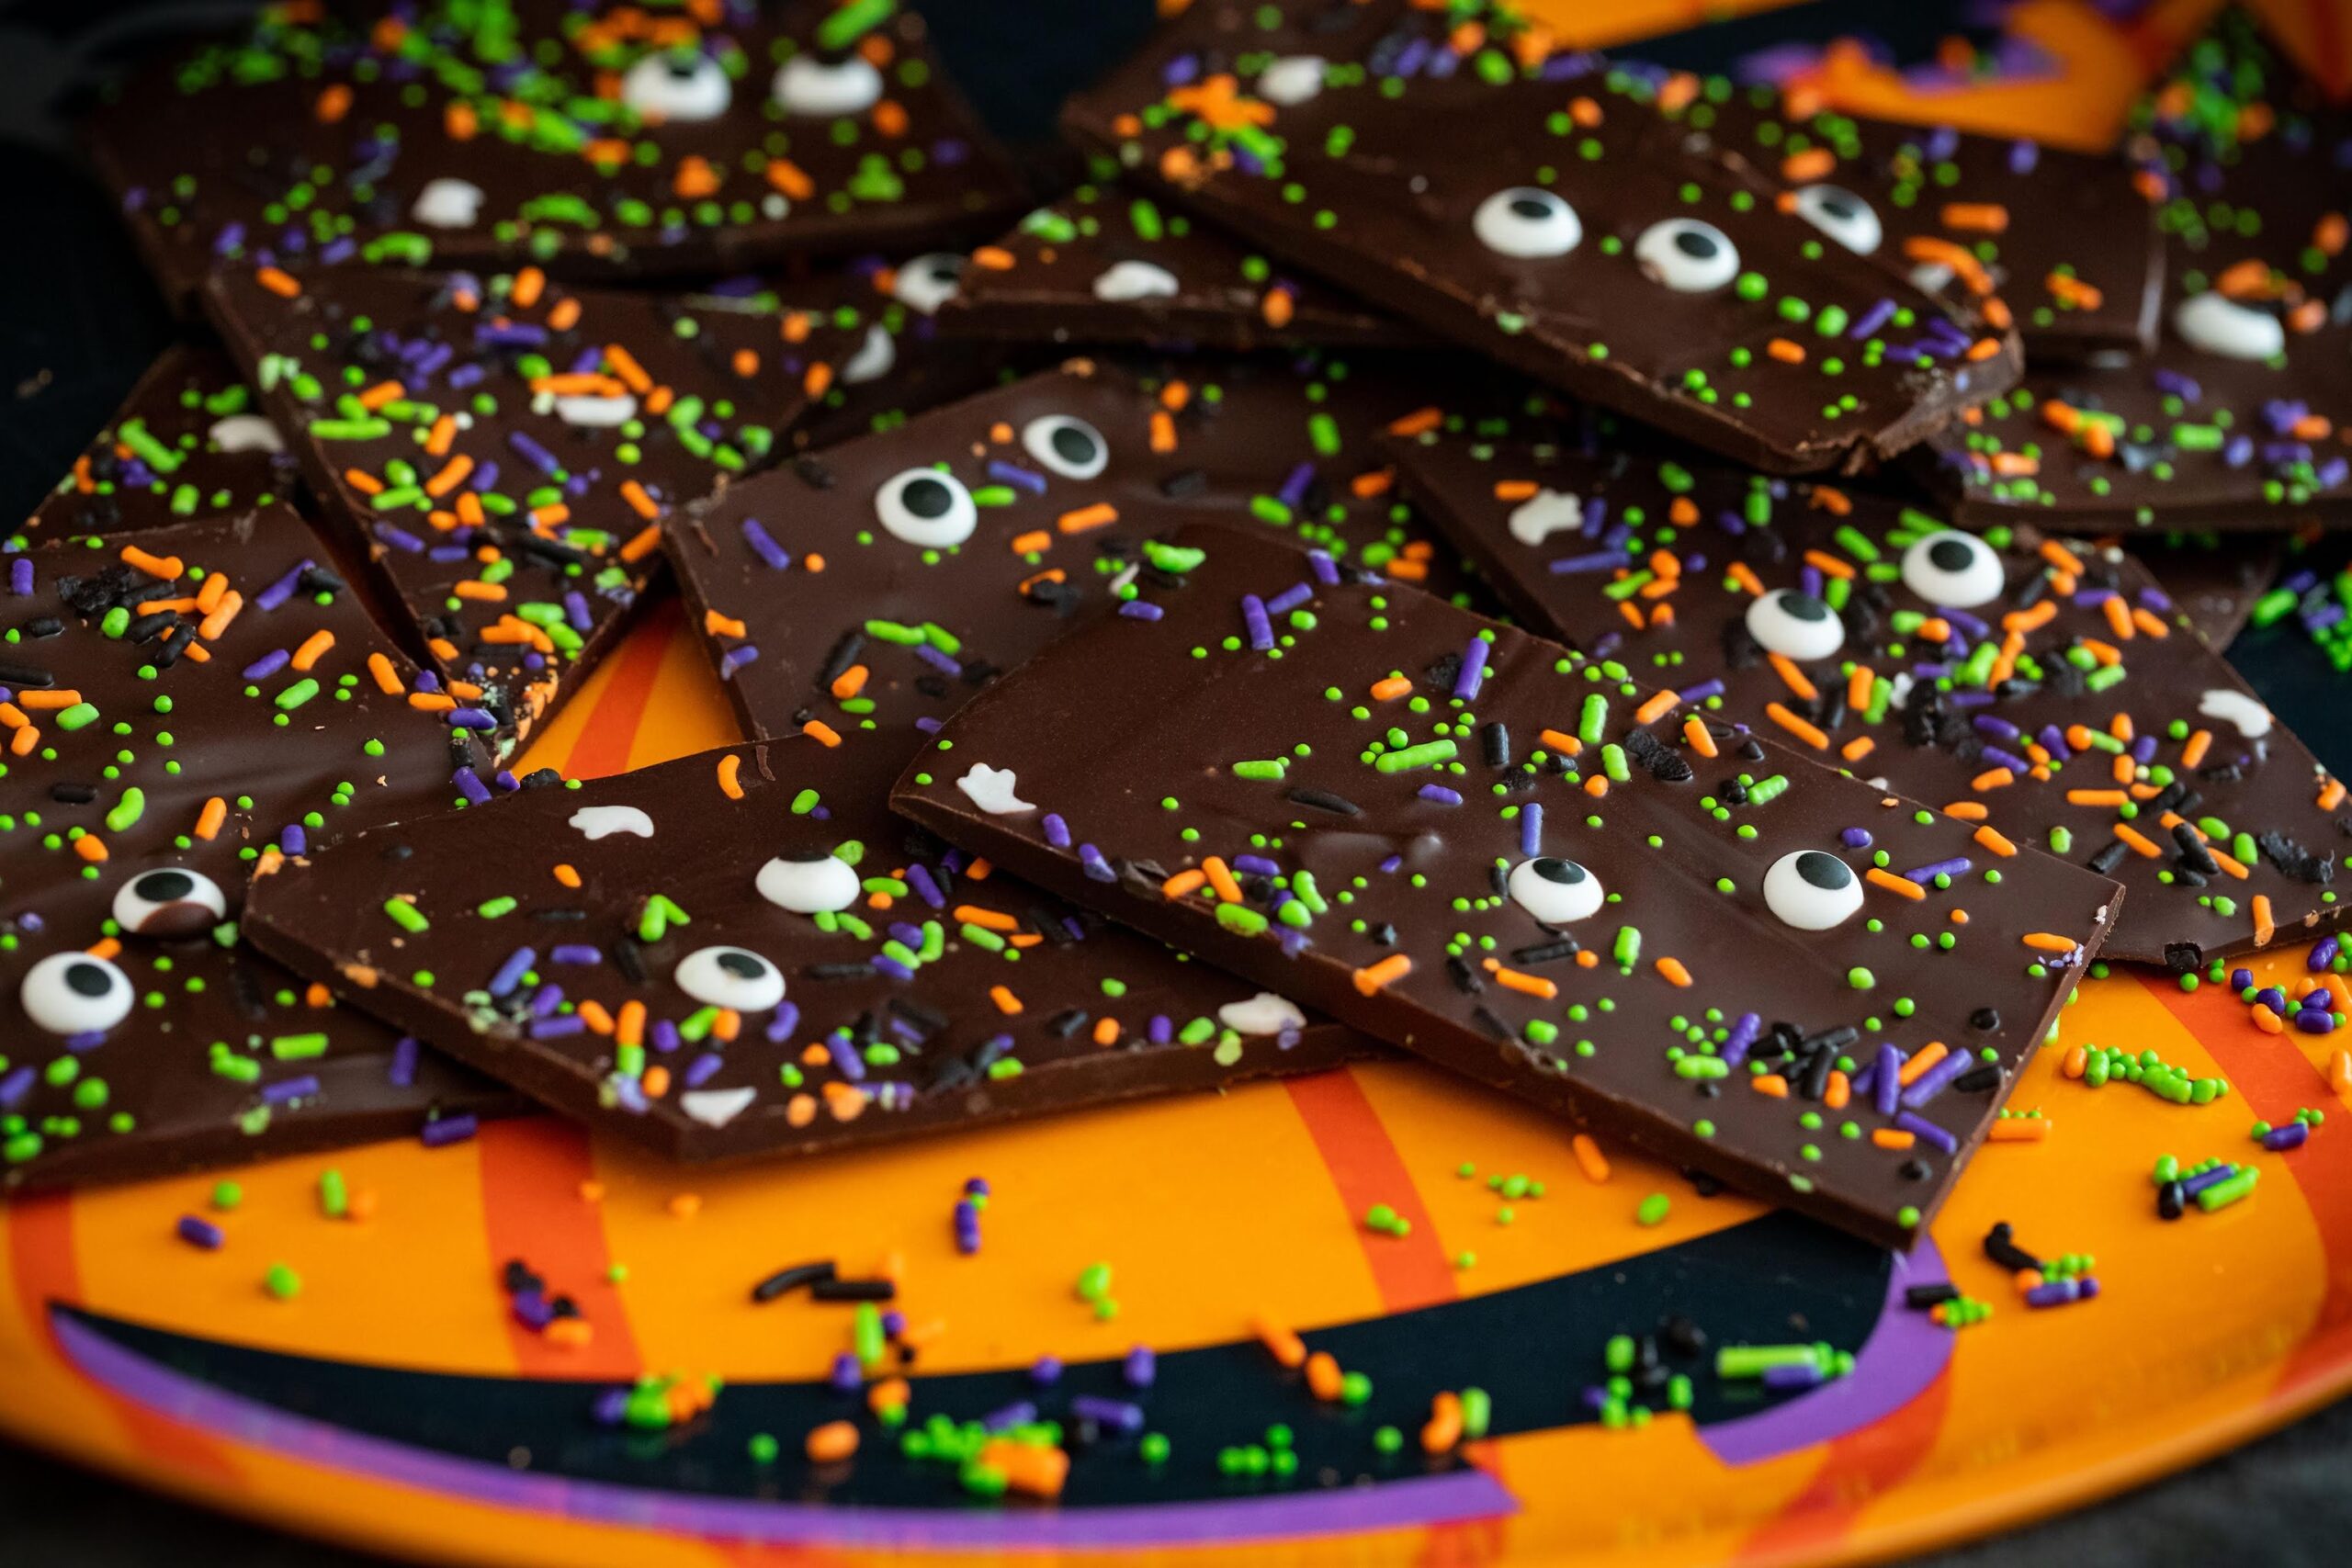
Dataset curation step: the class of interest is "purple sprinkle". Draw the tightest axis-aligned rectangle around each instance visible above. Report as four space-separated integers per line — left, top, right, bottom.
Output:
1894 1112 1959 1155
983 1401 1036 1432
254 560 314 612
685 1053 726 1089
1240 593 1273 651
1418 784 1463 805
489 946 537 998
719 646 760 679
1762 1362 1826 1391
1874 1045 1905 1117
550 944 602 965
1124 1344 1158 1387
956 1200 983 1255
1042 813 1071 850
1840 828 1872 849
1306 549 1339 585
453 768 492 805
1453 637 1489 700
528 1015 587 1041
1071 1395 1147 1433
1849 298 1898 340
829 1353 863 1392
1119 601 1164 620
1080 844 1116 884
243 649 292 680
422 1113 479 1149
1903 857 1971 884
767 1001 800 1042
1521 802 1543 858
1029 1355 1061 1385
2181 1163 2239 1198
1899 1050 1974 1110
1722 1012 1762 1067
2311 937 2340 972
986 458 1047 494
8 558 32 596
388 1037 420 1089
2261 1121 2310 1152
906 863 946 908
176 1215 226 1250
261 1075 321 1106
1266 582 1314 615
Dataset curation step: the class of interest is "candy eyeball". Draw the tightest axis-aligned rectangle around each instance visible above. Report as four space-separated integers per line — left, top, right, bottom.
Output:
112 868 228 939
756 854 861 915
1761 850 1864 931
1634 219 1740 292
1507 857 1604 924
1790 185 1882 254
874 467 977 549
892 253 965 315
2172 291 2285 362
411 177 484 229
1021 414 1110 479
1473 187 1583 259
19 951 135 1036
1745 588 1845 660
1901 530 2007 609
622 51 732 122
771 52 884 118
674 946 786 1012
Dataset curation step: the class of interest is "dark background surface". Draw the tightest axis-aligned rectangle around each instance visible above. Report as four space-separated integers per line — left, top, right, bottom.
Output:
1 1 2348 1562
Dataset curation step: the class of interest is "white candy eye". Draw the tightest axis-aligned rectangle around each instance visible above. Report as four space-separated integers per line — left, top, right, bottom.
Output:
1507 857 1604 923
892 253 964 315
1761 850 1863 931
1745 588 1844 661
1901 530 2006 609
1473 187 1583 259
112 868 228 938
874 467 977 549
1635 219 1740 291
411 177 484 229
673 946 785 1012
622 51 732 122
2173 291 2285 362
841 322 897 385
772 52 884 117
1790 185 1882 254
756 855 860 915
1256 54 1326 107
19 952 135 1036
1020 414 1109 479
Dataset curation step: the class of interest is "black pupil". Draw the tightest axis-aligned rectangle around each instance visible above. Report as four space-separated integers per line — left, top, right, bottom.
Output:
1050 425 1098 465
1928 538 1975 572
135 870 196 901
1796 852 1851 890
902 478 955 519
667 59 700 79
1673 227 1719 259
1532 858 1585 885
1509 196 1555 220
717 951 768 979
1780 592 1829 622
1818 193 1859 220
65 962 113 998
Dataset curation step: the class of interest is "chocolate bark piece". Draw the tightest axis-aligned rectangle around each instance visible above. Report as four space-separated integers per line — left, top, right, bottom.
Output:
85 0 1027 309
244 738 1367 1164
663 361 1533 721
944 171 1416 350
1384 437 2345 965
1916 12 2352 530
889 523 2119 1249
21 345 298 544
2131 7 2352 306
1060 0 2020 475
2122 534 2284 649
1657 85 2162 362
1 509 514 1190
715 253 1023 452
205 261 861 758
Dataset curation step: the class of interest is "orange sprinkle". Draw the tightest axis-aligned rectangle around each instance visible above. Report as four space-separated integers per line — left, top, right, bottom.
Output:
988 984 1023 1016
1972 766 2017 792
1421 1392 1464 1454
1634 690 1679 725
1973 825 2018 857
1655 956 1693 987
1751 1074 1789 1099
553 863 582 890
1370 675 1413 701
16 689 84 711
255 266 303 299
1781 147 1837 182
1010 529 1053 556
1352 953 1413 996
2251 895 2276 948
1538 728 1583 756
1898 1042 1949 1086
1768 653 1817 701
2113 823 2164 859
1765 702 1829 750
806 1421 859 1464
288 629 336 671
1766 337 1807 364
1202 856 1245 904
1866 868 1927 900
828 662 868 701
1160 868 1207 900
1726 562 1765 597
1255 1315 1308 1369
1057 502 1119 535
801 719 842 749
1571 1134 1610 1183
715 754 744 800
1305 1351 1344 1402
1940 202 2009 232
1683 716 1716 758
1484 959 1558 1000
1902 236 1994 295
1987 1118 2049 1143
1871 1129 1917 1150
2021 931 2080 953
1825 1070 1850 1111
119 545 184 580
705 609 748 640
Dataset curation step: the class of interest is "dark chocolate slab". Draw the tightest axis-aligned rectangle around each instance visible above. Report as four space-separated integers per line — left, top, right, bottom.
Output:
1 509 514 1191
20 345 298 545
890 523 2120 1249
714 253 1022 452
2122 533 2284 649
664 360 1538 728
1657 83 2162 361
85 0 1027 308
1385 436 2346 967
944 170 1416 350
206 261 862 758
244 739 1365 1164
1061 0 2020 474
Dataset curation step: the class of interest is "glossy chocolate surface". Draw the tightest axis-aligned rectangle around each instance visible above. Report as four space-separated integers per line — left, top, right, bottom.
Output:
207 262 862 756
1 509 512 1190
1062 0 2020 474
892 524 2120 1247
85 0 1027 306
246 739 1364 1163
1386 436 2346 965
